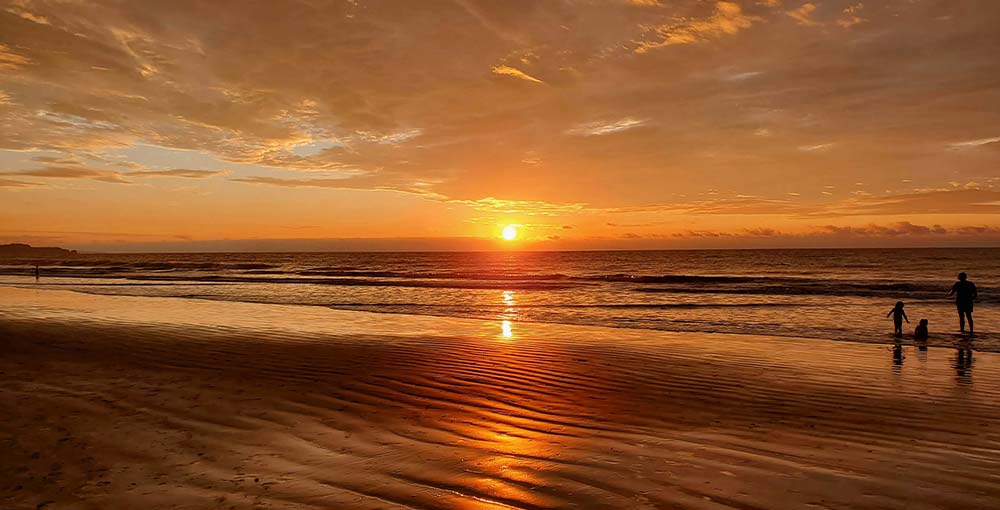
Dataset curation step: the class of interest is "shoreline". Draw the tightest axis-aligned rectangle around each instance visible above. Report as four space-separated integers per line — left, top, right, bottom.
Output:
1 281 992 353
3 286 1000 509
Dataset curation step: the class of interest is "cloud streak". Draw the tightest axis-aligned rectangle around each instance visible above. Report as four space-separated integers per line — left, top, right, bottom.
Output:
0 166 130 183
491 65 544 84
126 169 227 179
566 118 647 137
0 177 43 188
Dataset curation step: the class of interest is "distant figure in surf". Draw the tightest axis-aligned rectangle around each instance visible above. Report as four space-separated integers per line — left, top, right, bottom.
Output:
886 301 909 337
914 319 929 341
946 272 977 334
34 264 39 281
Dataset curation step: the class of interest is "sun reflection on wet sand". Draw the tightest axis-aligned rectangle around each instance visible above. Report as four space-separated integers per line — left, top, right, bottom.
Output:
501 320 513 339
500 290 518 340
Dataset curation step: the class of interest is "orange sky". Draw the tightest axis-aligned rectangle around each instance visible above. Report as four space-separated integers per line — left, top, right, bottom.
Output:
1 0 999 251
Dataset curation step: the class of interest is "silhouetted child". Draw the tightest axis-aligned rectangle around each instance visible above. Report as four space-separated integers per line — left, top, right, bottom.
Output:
886 301 909 336
914 319 928 340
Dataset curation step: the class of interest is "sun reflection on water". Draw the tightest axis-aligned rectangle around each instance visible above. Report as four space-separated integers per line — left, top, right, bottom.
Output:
502 290 516 307
500 290 518 340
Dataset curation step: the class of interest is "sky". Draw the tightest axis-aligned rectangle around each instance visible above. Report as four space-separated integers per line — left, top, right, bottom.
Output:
1 0 999 251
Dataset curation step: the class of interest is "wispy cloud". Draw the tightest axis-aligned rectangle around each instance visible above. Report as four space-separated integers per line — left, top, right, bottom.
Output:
0 177 43 188
801 189 1000 217
837 3 867 29
31 155 82 165
126 169 227 179
491 65 544 84
637 2 758 52
798 143 835 152
450 197 585 216
786 3 818 26
229 176 357 188
566 118 646 136
604 196 799 215
949 136 1000 150
723 71 763 81
0 166 130 183
4 3 51 25
0 44 31 70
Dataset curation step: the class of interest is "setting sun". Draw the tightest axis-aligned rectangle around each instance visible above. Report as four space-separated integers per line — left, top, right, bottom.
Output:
501 225 518 241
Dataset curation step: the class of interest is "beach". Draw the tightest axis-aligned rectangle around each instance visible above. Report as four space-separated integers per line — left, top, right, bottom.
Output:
3 286 1000 509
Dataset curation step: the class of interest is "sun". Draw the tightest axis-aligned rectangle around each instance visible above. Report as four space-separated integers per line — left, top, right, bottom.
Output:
501 225 518 241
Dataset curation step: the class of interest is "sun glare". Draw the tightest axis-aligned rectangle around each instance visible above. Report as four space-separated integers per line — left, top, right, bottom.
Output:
501 225 518 241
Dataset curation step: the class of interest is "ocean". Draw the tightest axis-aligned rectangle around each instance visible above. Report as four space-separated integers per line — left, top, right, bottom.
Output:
2 248 996 350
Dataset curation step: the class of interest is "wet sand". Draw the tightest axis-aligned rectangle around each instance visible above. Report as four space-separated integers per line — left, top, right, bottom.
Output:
2 287 1000 509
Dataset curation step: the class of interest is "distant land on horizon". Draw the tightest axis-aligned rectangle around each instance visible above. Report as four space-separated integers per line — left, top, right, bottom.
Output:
0 243 77 258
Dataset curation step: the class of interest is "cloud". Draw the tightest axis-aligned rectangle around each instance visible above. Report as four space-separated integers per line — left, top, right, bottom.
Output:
126 168 227 179
637 2 758 52
672 228 786 238
230 175 358 188
5 1 51 25
606 196 801 215
722 71 763 81
601 188 1000 219
566 118 647 136
31 155 82 165
817 222 948 237
953 225 1000 236
797 143 835 152
670 222 998 241
0 177 43 188
949 136 1000 150
0 43 31 70
786 3 818 26
233 175 585 215
450 197 586 216
491 65 544 84
837 3 867 29
803 189 1000 217
0 166 130 183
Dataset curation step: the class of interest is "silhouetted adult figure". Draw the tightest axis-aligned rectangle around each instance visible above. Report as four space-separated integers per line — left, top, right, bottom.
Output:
946 272 977 334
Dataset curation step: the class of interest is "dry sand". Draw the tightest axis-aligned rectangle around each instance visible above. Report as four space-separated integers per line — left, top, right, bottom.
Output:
2 286 1000 509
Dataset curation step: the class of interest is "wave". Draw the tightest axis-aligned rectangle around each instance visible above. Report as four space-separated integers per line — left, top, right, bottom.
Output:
299 269 571 280
0 264 991 301
117 274 581 290
326 302 808 309
0 260 280 271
